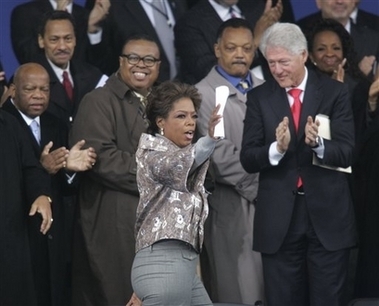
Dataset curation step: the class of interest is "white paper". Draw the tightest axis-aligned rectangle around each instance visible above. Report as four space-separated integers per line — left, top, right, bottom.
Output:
214 86 229 138
312 114 352 173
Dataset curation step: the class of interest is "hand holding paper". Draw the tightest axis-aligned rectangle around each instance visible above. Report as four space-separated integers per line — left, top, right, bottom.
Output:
312 114 352 173
214 86 229 138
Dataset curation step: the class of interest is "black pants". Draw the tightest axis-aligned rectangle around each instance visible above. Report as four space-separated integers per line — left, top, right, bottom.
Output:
262 194 350 306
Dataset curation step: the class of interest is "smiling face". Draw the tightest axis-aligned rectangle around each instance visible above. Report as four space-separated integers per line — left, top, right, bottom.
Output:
310 30 344 75
266 46 308 88
156 97 197 148
119 39 160 95
12 64 50 118
215 27 255 78
38 19 76 69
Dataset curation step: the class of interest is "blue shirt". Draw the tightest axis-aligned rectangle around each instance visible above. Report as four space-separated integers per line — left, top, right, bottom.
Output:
215 65 253 94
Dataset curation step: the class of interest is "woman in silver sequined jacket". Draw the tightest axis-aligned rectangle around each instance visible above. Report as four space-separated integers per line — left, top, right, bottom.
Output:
130 81 221 306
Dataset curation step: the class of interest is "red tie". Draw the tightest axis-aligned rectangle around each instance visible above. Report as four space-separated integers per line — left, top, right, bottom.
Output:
62 71 73 101
288 88 303 188
289 88 302 132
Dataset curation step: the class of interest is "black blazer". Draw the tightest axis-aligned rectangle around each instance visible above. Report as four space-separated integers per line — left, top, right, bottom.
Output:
99 0 187 80
2 99 75 305
11 0 91 65
33 55 103 127
240 69 357 253
0 109 51 306
355 8 379 33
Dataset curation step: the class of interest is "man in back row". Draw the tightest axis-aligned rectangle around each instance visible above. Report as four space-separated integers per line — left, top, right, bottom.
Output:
35 10 106 127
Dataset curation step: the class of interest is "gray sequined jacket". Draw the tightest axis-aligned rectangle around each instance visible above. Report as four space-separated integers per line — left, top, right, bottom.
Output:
135 133 214 253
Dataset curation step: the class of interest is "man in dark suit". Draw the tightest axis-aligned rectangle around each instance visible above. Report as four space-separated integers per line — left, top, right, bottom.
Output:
351 0 379 32
0 109 53 306
297 0 379 78
240 23 357 306
2 62 96 306
36 10 105 127
174 0 295 84
10 0 109 70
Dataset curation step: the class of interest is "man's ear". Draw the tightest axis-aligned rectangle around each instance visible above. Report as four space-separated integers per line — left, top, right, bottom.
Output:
214 43 221 59
8 84 16 99
38 35 44 49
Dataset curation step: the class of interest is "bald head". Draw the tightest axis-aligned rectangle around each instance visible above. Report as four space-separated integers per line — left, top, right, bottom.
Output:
11 63 50 118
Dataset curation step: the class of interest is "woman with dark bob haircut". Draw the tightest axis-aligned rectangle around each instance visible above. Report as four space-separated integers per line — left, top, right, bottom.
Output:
129 81 221 305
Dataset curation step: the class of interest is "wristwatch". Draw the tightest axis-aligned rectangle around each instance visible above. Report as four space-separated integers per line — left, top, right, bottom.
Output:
312 136 321 148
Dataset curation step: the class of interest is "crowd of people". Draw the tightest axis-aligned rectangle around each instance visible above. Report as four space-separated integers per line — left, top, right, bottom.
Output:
0 0 378 305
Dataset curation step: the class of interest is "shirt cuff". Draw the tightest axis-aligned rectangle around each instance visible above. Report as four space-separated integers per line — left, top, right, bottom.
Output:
269 141 285 166
88 29 103 45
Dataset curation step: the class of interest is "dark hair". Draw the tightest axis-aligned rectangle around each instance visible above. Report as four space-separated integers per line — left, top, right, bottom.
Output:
38 10 76 37
307 18 364 80
121 34 158 53
216 18 254 42
145 81 202 135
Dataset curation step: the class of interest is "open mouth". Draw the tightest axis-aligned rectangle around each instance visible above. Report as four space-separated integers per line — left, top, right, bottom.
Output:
133 71 148 81
185 130 194 140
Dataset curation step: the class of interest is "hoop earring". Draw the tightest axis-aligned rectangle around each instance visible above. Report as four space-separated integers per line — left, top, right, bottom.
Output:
160 128 164 136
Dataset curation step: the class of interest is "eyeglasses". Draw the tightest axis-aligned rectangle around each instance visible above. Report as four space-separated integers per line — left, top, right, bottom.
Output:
120 54 160 67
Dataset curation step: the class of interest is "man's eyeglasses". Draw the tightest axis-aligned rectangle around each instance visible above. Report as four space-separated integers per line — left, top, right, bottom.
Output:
120 54 160 67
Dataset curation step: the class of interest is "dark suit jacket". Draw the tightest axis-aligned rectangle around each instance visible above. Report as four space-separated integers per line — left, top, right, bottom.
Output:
240 69 357 254
10 0 93 65
2 99 73 306
355 9 379 33
0 110 51 306
100 0 187 80
33 54 103 127
297 12 379 65
174 0 295 84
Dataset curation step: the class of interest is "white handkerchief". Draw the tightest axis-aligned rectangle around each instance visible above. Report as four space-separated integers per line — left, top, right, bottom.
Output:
214 86 229 138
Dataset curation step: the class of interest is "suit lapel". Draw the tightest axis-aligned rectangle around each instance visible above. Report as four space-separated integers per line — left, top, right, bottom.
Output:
124 1 158 37
299 71 323 141
2 99 41 155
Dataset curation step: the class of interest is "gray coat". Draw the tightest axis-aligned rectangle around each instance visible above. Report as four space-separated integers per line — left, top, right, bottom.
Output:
196 67 265 304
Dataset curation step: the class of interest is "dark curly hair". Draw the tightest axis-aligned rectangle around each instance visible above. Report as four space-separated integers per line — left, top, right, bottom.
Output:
307 18 364 80
145 81 202 135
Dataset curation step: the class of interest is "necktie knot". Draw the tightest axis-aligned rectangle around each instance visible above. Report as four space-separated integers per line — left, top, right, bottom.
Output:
288 88 302 100
229 7 236 18
239 80 249 90
62 71 73 101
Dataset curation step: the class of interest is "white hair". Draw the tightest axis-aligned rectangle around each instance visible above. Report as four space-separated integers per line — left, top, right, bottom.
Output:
259 23 308 57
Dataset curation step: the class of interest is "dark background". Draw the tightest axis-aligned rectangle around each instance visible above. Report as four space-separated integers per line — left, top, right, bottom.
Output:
1 0 378 78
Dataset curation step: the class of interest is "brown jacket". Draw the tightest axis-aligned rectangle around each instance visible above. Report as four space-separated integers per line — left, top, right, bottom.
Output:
69 73 146 305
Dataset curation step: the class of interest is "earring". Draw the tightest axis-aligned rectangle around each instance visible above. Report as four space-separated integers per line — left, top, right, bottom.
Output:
160 128 164 136
313 62 317 66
